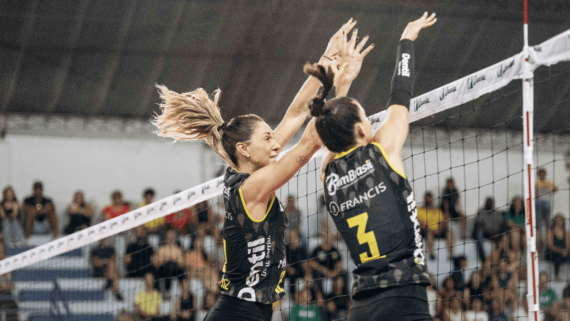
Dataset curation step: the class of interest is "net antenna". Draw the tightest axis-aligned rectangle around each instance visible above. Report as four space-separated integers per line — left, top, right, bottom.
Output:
522 0 540 320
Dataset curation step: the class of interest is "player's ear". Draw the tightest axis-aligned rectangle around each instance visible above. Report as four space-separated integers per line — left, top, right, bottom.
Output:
236 142 250 159
355 122 366 139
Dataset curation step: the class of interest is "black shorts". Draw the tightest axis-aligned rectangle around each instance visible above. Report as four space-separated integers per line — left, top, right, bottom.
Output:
348 285 431 321
204 295 273 321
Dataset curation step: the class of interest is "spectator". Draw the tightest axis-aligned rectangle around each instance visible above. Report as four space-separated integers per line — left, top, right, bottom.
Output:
23 181 57 238
535 168 558 229
170 278 196 321
443 295 465 321
286 229 309 295
166 191 192 234
90 239 123 301
0 244 18 321
192 201 215 235
539 273 556 312
545 214 570 281
290 286 322 321
418 192 454 260
185 235 210 279
102 190 130 221
324 275 349 321
491 259 518 311
284 195 302 231
441 178 467 235
488 297 507 321
465 298 487 321
139 189 166 237
154 230 185 296
463 270 488 310
450 256 467 291
439 277 458 303
0 186 25 246
504 196 525 230
473 197 505 261
63 191 95 235
125 226 155 278
135 272 162 321
310 228 344 292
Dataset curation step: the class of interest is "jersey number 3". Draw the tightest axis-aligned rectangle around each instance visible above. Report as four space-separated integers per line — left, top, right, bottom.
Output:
347 212 385 263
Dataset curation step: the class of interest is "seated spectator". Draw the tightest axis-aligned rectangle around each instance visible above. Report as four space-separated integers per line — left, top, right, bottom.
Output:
442 295 464 321
545 214 570 281
439 277 458 302
310 228 344 293
192 201 215 234
102 190 130 221
63 191 94 235
488 297 507 321
418 192 454 260
170 278 196 321
450 256 467 291
473 197 505 261
441 178 467 236
463 270 489 310
140 188 166 237
491 259 518 311
324 275 349 321
1 186 25 246
504 196 525 230
166 191 192 234
539 272 557 312
125 226 155 278
284 195 302 232
290 286 322 321
154 230 185 296
185 235 210 278
286 229 309 295
23 181 57 238
135 272 162 321
465 298 487 321
535 168 558 230
90 239 123 301
0 244 18 321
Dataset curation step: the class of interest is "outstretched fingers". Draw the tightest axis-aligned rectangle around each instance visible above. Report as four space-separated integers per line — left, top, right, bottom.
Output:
354 35 369 54
359 43 375 59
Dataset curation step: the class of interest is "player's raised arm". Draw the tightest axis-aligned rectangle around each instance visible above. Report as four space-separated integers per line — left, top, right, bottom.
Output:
374 12 436 174
273 19 357 149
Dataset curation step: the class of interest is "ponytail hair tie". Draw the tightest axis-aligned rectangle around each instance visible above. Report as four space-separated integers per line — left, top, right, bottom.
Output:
221 121 228 131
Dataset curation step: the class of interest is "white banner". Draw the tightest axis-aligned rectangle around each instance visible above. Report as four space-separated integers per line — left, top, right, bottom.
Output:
1 28 569 275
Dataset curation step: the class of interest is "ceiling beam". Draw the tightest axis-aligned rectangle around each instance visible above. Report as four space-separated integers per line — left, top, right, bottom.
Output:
1 0 39 112
46 0 90 113
91 0 137 115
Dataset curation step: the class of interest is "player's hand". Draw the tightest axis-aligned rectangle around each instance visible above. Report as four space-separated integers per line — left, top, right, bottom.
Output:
323 18 358 58
334 27 375 83
401 12 437 42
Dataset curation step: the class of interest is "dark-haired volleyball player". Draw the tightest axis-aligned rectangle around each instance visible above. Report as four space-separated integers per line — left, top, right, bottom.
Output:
306 13 437 320
152 20 373 321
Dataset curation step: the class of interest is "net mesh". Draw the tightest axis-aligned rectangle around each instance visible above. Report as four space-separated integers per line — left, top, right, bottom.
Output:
2 37 570 321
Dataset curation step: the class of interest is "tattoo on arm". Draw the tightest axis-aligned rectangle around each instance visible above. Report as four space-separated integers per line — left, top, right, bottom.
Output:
296 156 307 165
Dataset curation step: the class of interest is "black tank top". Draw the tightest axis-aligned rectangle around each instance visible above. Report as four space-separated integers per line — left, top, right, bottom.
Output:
553 231 566 249
179 294 194 321
323 143 430 297
219 168 288 304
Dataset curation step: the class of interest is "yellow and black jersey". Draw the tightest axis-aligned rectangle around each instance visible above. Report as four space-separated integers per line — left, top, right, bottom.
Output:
218 167 287 304
323 142 430 298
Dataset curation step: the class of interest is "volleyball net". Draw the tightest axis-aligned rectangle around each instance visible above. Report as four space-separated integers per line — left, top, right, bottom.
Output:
0 29 569 321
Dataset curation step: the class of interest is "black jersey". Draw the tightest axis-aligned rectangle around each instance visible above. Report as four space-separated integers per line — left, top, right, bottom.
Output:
323 142 430 297
218 167 288 304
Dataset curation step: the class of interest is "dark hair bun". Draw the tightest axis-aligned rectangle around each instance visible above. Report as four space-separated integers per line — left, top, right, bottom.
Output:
303 62 335 118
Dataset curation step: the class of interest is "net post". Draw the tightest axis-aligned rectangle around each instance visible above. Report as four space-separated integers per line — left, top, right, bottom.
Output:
522 1 540 319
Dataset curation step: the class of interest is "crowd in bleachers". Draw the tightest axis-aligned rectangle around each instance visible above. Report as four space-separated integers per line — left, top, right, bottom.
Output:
0 167 566 321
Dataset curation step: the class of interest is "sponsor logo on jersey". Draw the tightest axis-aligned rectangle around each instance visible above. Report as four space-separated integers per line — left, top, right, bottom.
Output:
467 75 486 90
223 186 230 199
533 46 542 52
407 192 425 265
326 160 374 195
238 236 268 301
399 53 411 77
439 86 457 101
328 182 387 215
413 97 430 112
497 59 515 78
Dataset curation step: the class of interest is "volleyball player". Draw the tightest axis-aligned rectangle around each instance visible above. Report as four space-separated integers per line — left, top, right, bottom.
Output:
152 20 373 321
306 12 437 320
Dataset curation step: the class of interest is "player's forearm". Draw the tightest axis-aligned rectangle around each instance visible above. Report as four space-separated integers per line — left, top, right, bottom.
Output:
334 78 354 98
